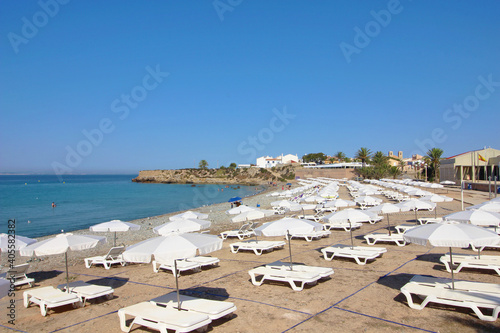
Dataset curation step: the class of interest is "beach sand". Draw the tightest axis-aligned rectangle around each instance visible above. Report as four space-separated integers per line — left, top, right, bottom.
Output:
2 184 500 332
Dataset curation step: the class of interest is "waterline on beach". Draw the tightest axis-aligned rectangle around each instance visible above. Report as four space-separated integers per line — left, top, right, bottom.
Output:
0 174 265 238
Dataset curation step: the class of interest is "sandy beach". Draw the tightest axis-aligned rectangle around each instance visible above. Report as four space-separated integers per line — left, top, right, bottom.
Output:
2 183 500 333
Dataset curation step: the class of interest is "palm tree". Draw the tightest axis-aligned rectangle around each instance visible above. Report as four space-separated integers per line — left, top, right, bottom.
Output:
355 147 372 166
198 160 209 169
399 159 406 173
389 166 401 179
371 151 387 166
426 148 444 182
335 151 346 162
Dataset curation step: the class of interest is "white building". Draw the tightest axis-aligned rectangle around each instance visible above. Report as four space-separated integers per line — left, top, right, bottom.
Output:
256 154 299 168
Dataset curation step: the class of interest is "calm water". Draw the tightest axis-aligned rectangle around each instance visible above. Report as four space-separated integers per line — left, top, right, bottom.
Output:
0 174 262 238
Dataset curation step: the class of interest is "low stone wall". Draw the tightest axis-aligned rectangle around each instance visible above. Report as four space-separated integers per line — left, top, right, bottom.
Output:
463 181 500 194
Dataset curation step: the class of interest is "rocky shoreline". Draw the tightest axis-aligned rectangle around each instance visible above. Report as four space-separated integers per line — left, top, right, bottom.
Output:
132 166 296 185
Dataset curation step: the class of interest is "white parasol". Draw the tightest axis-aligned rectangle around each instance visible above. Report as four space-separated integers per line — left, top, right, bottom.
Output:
153 219 211 236
403 223 500 289
169 211 209 221
90 220 140 247
20 233 106 292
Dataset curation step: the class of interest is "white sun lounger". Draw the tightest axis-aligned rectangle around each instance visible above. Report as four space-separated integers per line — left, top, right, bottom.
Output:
220 223 255 240
471 244 500 252
84 246 127 270
248 266 322 291
440 253 500 276
286 230 331 242
184 256 220 269
230 240 286 255
395 223 418 234
57 281 114 306
299 215 322 222
364 233 407 246
322 221 362 232
321 244 387 265
265 261 333 279
3 263 35 288
151 292 236 320
408 275 500 294
23 286 82 316
400 276 500 321
152 260 201 276
118 301 211 333
417 217 443 225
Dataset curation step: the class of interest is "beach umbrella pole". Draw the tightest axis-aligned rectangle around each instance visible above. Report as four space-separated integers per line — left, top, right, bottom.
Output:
174 260 182 311
287 230 293 271
65 252 70 293
114 231 117 247
349 221 354 249
449 247 455 290
387 214 391 236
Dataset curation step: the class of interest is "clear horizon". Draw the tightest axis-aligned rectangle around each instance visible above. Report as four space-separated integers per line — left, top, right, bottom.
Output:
1 1 499 175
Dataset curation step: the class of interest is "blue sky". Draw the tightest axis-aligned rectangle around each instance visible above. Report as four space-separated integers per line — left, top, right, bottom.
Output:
1 0 499 175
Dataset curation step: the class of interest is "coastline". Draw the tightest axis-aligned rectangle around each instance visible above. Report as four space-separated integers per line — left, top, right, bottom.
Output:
3 184 278 272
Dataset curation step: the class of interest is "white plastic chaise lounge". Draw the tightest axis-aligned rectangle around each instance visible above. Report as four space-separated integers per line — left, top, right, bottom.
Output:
364 233 407 246
299 214 322 223
184 256 220 269
219 223 255 240
152 260 201 276
151 291 236 320
23 286 82 316
84 246 126 270
3 263 35 288
417 217 443 225
321 244 387 265
286 230 331 242
407 275 500 293
57 281 114 306
118 301 211 333
400 275 500 321
265 261 333 279
471 244 500 252
394 223 418 234
439 253 500 276
322 221 362 232
230 240 286 255
248 266 322 291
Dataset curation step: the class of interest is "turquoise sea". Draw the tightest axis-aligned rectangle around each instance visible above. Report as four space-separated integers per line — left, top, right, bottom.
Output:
0 174 263 238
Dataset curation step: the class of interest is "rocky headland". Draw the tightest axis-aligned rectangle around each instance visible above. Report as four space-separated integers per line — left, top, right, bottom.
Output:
132 166 296 185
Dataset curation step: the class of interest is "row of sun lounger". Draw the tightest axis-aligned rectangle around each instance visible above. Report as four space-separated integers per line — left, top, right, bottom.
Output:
321 244 387 265
440 253 500 276
400 275 500 321
248 261 334 291
23 281 115 316
152 257 220 276
118 292 237 333
230 240 286 255
363 233 407 246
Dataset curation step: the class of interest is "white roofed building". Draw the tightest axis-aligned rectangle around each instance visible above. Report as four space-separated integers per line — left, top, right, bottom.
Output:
256 154 299 168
